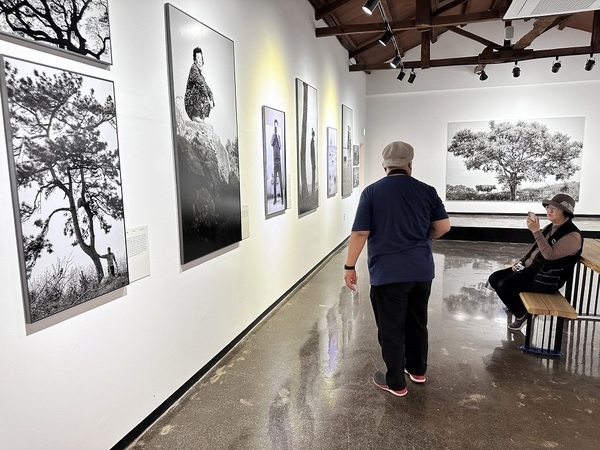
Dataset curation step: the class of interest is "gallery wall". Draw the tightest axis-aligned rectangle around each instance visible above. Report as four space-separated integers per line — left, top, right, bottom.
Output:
0 0 366 448
363 21 600 217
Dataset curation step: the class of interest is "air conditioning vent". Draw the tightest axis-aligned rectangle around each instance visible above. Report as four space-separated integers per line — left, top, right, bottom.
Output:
504 0 600 19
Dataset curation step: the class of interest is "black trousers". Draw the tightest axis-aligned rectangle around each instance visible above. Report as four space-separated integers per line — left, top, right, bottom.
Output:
370 281 432 390
488 267 537 318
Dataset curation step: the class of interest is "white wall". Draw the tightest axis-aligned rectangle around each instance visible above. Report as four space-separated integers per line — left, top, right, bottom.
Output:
364 21 600 216
0 1 366 448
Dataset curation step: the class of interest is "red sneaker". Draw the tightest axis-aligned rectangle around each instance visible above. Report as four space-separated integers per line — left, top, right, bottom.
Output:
373 371 408 397
404 369 427 384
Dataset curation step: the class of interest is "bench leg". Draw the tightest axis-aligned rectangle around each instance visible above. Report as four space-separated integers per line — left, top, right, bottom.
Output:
519 315 564 358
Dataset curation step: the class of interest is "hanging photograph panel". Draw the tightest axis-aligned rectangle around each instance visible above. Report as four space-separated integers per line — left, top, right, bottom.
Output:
165 4 241 264
0 1 113 64
0 55 128 323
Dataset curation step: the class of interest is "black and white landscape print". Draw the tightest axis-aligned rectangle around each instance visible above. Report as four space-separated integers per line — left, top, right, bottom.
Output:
446 117 584 206
0 0 112 64
296 78 318 216
165 4 241 264
0 56 127 322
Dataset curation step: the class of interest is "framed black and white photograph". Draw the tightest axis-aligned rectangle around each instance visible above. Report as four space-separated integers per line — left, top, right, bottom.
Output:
326 127 337 198
0 56 127 323
353 164 360 188
352 143 360 166
341 104 353 198
0 1 112 64
296 78 318 216
165 4 241 264
446 117 584 211
262 106 286 218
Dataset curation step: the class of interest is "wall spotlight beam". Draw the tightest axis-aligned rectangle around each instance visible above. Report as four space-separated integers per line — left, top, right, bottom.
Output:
551 56 561 73
362 0 380 15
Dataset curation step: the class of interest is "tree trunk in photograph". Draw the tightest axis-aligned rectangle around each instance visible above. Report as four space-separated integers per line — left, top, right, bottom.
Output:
300 83 308 197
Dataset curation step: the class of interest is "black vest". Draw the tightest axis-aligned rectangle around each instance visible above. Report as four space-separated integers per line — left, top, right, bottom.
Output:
523 219 582 291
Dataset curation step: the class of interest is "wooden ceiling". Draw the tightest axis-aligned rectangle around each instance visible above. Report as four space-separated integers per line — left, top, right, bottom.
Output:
306 0 600 72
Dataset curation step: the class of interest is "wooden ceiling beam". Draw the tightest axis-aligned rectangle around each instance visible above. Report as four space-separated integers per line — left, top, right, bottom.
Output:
314 0 348 21
349 45 595 71
315 8 505 37
447 25 504 50
592 10 600 52
513 15 570 50
434 0 470 16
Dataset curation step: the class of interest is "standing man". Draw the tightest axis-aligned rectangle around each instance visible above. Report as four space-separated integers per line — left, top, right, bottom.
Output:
344 141 450 397
100 247 118 277
271 119 284 204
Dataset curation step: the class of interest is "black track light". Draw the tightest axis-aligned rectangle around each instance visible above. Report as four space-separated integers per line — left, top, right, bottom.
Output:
479 70 488 81
378 29 393 46
390 54 402 68
397 68 406 81
552 57 561 73
362 0 380 14
512 62 521 78
407 69 416 83
585 55 595 71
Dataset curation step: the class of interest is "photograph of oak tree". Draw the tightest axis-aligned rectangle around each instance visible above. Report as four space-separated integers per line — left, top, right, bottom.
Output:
0 0 112 64
446 118 583 203
0 56 127 323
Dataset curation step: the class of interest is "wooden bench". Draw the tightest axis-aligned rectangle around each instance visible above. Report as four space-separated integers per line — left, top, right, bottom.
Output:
518 291 578 357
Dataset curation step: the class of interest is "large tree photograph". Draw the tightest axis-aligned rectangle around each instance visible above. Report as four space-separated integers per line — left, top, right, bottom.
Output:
446 117 584 206
0 0 112 64
0 56 127 323
165 4 241 264
296 78 318 217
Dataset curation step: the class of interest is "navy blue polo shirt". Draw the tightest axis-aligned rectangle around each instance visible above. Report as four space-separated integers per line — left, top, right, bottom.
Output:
351 174 448 285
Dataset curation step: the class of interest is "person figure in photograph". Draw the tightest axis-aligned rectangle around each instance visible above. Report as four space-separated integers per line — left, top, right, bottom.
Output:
344 141 450 397
310 128 316 195
100 247 118 277
271 119 284 204
184 47 215 122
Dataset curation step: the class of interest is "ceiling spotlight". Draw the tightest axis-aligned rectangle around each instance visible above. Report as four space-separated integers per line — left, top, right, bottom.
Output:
397 68 406 81
479 70 488 81
407 69 416 83
390 54 402 68
378 29 393 46
512 62 521 78
362 0 380 14
551 56 561 73
585 54 595 71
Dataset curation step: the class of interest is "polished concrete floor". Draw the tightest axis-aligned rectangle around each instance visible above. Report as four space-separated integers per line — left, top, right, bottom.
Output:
128 240 600 449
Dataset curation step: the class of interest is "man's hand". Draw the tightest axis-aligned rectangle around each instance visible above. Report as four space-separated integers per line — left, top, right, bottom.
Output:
344 269 357 291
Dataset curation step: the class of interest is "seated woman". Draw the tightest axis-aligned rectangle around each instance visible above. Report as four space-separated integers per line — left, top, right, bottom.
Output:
488 194 583 331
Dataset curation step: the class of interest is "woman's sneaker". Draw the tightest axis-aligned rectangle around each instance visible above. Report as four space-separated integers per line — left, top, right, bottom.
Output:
508 314 528 331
